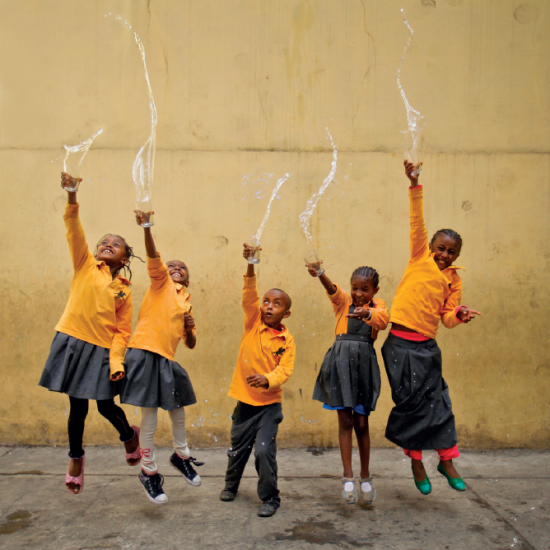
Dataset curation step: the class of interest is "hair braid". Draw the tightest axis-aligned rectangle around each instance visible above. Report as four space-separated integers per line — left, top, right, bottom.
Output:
94 235 144 281
350 266 379 307
430 229 463 250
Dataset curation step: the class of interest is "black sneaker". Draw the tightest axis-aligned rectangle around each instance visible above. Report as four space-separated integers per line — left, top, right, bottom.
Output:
219 488 236 501
138 470 168 505
257 499 279 517
169 453 204 487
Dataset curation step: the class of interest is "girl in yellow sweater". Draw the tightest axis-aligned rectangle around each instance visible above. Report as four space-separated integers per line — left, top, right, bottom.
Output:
40 173 141 495
382 161 480 495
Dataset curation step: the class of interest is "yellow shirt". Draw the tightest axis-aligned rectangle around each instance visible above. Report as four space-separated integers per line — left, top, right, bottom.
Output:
390 186 464 339
128 254 195 361
327 285 389 340
55 203 133 376
228 275 296 406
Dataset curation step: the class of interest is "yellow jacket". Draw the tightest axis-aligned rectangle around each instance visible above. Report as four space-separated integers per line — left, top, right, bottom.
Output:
228 275 296 406
128 254 195 361
55 203 133 376
389 186 464 339
327 285 388 341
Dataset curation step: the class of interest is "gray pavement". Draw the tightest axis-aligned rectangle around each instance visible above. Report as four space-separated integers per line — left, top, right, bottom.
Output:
0 446 548 550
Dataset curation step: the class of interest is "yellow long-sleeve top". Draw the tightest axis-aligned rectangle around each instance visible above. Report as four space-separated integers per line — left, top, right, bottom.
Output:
390 186 464 339
228 275 296 406
327 285 389 340
128 254 195 360
55 203 133 376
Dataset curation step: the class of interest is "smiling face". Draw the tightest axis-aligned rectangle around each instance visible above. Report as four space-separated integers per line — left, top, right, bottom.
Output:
261 289 291 327
96 235 128 268
430 234 461 270
350 275 378 307
166 260 189 286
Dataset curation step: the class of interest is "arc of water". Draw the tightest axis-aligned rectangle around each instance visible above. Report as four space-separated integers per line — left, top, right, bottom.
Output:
252 173 290 245
298 129 338 245
63 128 104 174
397 9 425 163
118 17 158 203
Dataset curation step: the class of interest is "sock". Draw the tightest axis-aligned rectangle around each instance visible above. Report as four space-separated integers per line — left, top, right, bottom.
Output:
344 481 355 492
361 481 372 493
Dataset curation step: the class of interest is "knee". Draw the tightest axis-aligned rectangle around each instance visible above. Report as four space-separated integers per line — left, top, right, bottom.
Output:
96 399 114 417
354 416 369 436
338 415 354 432
255 441 273 462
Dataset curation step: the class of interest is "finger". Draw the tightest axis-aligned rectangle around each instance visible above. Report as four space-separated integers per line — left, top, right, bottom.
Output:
471 310 482 316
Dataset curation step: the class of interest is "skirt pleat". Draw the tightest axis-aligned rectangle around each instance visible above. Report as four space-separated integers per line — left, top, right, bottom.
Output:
39 332 120 400
313 340 381 412
120 348 197 411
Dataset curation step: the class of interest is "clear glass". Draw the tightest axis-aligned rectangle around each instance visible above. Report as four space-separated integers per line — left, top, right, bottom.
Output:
135 199 154 227
248 240 261 264
304 249 325 277
62 170 81 192
405 150 423 177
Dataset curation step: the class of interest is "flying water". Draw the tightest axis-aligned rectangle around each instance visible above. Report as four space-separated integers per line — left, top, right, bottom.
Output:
63 128 103 184
397 9 424 175
252 173 290 245
117 17 158 209
298 128 338 245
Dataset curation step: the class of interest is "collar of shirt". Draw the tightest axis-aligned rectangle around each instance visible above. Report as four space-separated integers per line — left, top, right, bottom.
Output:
260 322 288 339
95 260 131 286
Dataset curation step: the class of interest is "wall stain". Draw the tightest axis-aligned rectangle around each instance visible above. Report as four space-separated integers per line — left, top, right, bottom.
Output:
514 4 540 24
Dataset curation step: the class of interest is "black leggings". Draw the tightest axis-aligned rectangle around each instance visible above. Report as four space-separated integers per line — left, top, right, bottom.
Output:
68 396 134 458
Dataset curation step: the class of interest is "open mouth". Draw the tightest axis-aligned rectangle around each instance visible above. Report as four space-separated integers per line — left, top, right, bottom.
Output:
101 249 114 256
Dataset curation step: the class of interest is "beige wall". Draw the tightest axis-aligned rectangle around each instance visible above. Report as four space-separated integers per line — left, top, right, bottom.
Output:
1 0 549 449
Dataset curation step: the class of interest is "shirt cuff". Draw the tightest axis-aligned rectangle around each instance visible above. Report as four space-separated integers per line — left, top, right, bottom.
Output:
409 184 423 190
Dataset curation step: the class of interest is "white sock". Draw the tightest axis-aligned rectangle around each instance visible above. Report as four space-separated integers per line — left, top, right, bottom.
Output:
344 481 355 492
361 481 372 493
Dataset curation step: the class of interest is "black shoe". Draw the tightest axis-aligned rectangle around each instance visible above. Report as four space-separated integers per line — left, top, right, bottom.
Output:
257 499 279 517
219 488 237 502
169 453 204 487
138 471 168 505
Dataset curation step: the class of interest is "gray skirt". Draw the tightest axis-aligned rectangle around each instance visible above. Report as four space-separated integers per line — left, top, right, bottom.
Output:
120 348 197 411
312 334 381 413
382 333 457 450
39 332 121 400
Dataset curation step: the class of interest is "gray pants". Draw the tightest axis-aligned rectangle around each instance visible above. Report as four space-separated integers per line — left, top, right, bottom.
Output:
224 402 283 504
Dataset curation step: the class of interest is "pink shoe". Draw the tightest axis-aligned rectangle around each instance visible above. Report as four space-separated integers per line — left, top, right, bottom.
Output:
125 426 141 466
65 454 85 494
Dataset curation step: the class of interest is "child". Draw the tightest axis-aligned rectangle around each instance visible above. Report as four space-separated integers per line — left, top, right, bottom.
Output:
120 211 202 505
308 262 388 504
39 173 141 495
382 160 481 495
219 243 296 518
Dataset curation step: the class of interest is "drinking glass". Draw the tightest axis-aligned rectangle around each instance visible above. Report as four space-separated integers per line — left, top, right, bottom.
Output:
62 170 81 192
135 199 154 227
248 240 261 264
304 250 325 277
405 150 423 177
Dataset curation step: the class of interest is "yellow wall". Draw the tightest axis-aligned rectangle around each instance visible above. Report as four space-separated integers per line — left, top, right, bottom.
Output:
1 0 549 449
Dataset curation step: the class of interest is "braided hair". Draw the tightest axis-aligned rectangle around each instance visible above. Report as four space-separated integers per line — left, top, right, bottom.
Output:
94 235 144 281
350 266 379 307
430 229 463 251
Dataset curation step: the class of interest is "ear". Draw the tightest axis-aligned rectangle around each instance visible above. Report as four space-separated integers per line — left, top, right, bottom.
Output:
283 310 291 319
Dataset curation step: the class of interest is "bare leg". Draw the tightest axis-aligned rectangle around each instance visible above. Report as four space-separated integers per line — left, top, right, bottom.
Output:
439 459 460 478
411 458 427 481
353 413 370 479
337 410 354 478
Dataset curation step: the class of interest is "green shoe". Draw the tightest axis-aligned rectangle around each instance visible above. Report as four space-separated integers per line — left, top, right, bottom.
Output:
412 468 432 495
437 463 466 491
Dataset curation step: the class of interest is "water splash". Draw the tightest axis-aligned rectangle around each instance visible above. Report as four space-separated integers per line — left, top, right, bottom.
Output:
397 9 425 172
63 129 103 176
299 128 338 245
252 173 290 245
117 17 157 203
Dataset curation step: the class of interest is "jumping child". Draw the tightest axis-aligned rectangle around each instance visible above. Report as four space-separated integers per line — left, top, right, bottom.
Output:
308 262 388 504
39 172 141 494
120 210 202 505
382 160 481 495
219 243 296 518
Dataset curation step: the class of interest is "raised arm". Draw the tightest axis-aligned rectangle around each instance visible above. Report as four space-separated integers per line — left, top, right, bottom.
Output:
305 262 337 295
404 160 429 262
242 243 261 329
135 211 158 259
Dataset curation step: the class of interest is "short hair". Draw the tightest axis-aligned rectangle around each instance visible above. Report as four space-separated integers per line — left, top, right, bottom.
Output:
350 266 379 289
270 288 292 311
430 229 463 251
167 260 189 285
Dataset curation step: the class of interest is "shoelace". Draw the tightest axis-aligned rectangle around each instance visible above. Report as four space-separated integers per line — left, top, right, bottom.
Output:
147 473 165 494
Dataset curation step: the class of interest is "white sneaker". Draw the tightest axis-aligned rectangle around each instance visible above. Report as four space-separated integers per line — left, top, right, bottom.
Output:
341 478 358 504
359 476 376 504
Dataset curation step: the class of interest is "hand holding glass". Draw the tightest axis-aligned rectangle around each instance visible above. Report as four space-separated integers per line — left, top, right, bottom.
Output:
61 172 81 192
304 250 325 277
135 199 154 227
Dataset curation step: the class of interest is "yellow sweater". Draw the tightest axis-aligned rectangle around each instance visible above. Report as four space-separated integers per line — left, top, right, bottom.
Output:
55 203 133 376
228 275 296 406
128 254 195 361
389 186 464 339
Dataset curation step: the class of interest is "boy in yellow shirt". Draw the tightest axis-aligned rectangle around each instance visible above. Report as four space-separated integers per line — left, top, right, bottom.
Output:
220 244 296 517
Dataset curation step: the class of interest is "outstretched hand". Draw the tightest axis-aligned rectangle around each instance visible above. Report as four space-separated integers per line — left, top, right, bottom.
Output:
61 172 81 190
243 242 261 261
346 306 371 320
305 261 324 277
404 160 421 187
457 307 481 323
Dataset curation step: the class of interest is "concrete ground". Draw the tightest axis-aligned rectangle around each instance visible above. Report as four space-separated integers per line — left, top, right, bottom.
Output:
0 446 547 550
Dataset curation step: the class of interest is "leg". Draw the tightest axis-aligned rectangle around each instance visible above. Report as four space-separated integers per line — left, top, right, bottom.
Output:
168 407 190 459
140 408 159 475
337 410 354 478
254 404 283 506
404 448 427 481
96 399 137 452
353 413 371 479
67 397 88 492
438 445 461 478
224 404 256 495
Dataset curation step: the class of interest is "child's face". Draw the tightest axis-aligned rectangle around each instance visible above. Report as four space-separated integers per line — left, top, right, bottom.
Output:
430 235 461 270
96 236 128 268
167 261 189 286
261 290 291 327
350 276 378 307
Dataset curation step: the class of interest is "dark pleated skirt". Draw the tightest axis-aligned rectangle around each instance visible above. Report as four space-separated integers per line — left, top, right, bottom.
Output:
39 332 121 400
120 348 197 411
312 337 381 412
382 333 457 450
